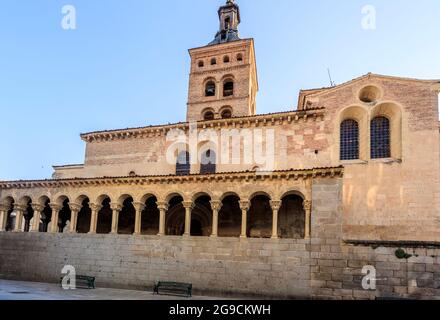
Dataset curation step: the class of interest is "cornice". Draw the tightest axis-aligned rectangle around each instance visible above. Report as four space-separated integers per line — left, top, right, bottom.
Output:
80 108 326 143
0 166 343 190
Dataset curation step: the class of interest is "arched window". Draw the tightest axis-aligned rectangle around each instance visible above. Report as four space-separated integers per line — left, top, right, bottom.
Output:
371 116 391 159
223 56 230 63
237 53 243 62
205 81 216 97
221 109 232 119
198 60 204 68
223 80 234 97
176 151 190 176
211 58 217 65
203 110 215 121
200 150 216 174
340 119 359 160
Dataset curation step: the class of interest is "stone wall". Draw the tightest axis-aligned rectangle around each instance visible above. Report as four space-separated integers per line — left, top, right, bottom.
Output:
0 233 439 299
0 233 311 299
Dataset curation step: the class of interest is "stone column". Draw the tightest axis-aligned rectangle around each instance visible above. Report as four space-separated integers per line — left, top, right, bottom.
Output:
0 205 9 232
49 204 62 233
303 200 312 239
270 200 282 239
88 204 102 235
133 202 146 235
30 204 44 232
239 201 250 238
110 203 122 234
210 200 222 238
13 205 27 232
68 203 82 233
183 202 194 237
157 202 168 236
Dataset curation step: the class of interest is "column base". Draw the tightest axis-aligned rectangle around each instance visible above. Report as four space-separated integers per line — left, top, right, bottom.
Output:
210 235 218 238
183 233 191 238
271 236 279 240
240 235 247 239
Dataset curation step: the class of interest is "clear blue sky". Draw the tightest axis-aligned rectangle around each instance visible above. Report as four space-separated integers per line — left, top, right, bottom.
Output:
0 0 439 181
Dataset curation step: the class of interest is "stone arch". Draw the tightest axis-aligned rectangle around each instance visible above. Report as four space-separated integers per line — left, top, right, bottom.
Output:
74 194 90 205
219 192 241 202
219 193 241 237
279 194 305 239
219 106 233 119
118 196 135 235
248 191 272 201
191 194 212 236
370 102 402 159
76 197 91 234
164 192 186 203
39 196 52 233
335 105 369 162
54 195 69 206
202 107 215 120
191 191 214 203
95 195 112 234
280 190 306 201
3 197 15 232
58 197 72 233
165 195 185 236
248 193 272 238
19 196 33 232
140 194 159 235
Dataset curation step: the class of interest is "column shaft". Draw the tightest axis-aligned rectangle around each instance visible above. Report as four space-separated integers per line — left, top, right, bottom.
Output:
30 204 44 232
133 203 146 235
270 201 281 239
239 201 249 238
14 209 24 232
183 202 193 237
210 201 222 238
157 203 168 236
0 207 8 232
304 200 312 239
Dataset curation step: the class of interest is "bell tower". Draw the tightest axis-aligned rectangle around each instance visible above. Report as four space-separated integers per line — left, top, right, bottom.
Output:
186 0 258 122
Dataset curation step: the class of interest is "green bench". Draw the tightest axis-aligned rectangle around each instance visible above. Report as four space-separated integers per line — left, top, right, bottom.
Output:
60 275 96 289
153 281 192 298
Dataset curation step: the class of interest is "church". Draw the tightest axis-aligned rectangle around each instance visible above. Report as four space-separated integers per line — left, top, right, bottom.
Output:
1 0 440 299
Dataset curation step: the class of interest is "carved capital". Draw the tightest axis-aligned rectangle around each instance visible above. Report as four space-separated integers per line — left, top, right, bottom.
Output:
182 201 194 210
69 203 82 213
210 200 222 212
270 200 282 211
239 201 250 211
156 202 169 212
110 203 123 212
90 204 103 213
14 204 27 212
0 204 10 212
303 200 312 212
49 204 62 212
31 203 45 212
133 202 146 212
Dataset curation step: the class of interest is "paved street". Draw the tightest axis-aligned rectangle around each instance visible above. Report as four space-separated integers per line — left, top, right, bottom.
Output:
0 280 227 300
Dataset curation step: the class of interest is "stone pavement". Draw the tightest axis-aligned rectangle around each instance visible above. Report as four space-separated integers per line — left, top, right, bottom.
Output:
0 280 229 300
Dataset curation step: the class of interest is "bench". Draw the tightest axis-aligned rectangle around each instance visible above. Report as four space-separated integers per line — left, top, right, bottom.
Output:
60 275 96 289
153 281 192 298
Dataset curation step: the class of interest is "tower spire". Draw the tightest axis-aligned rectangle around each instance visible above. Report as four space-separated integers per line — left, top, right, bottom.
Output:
209 0 241 45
